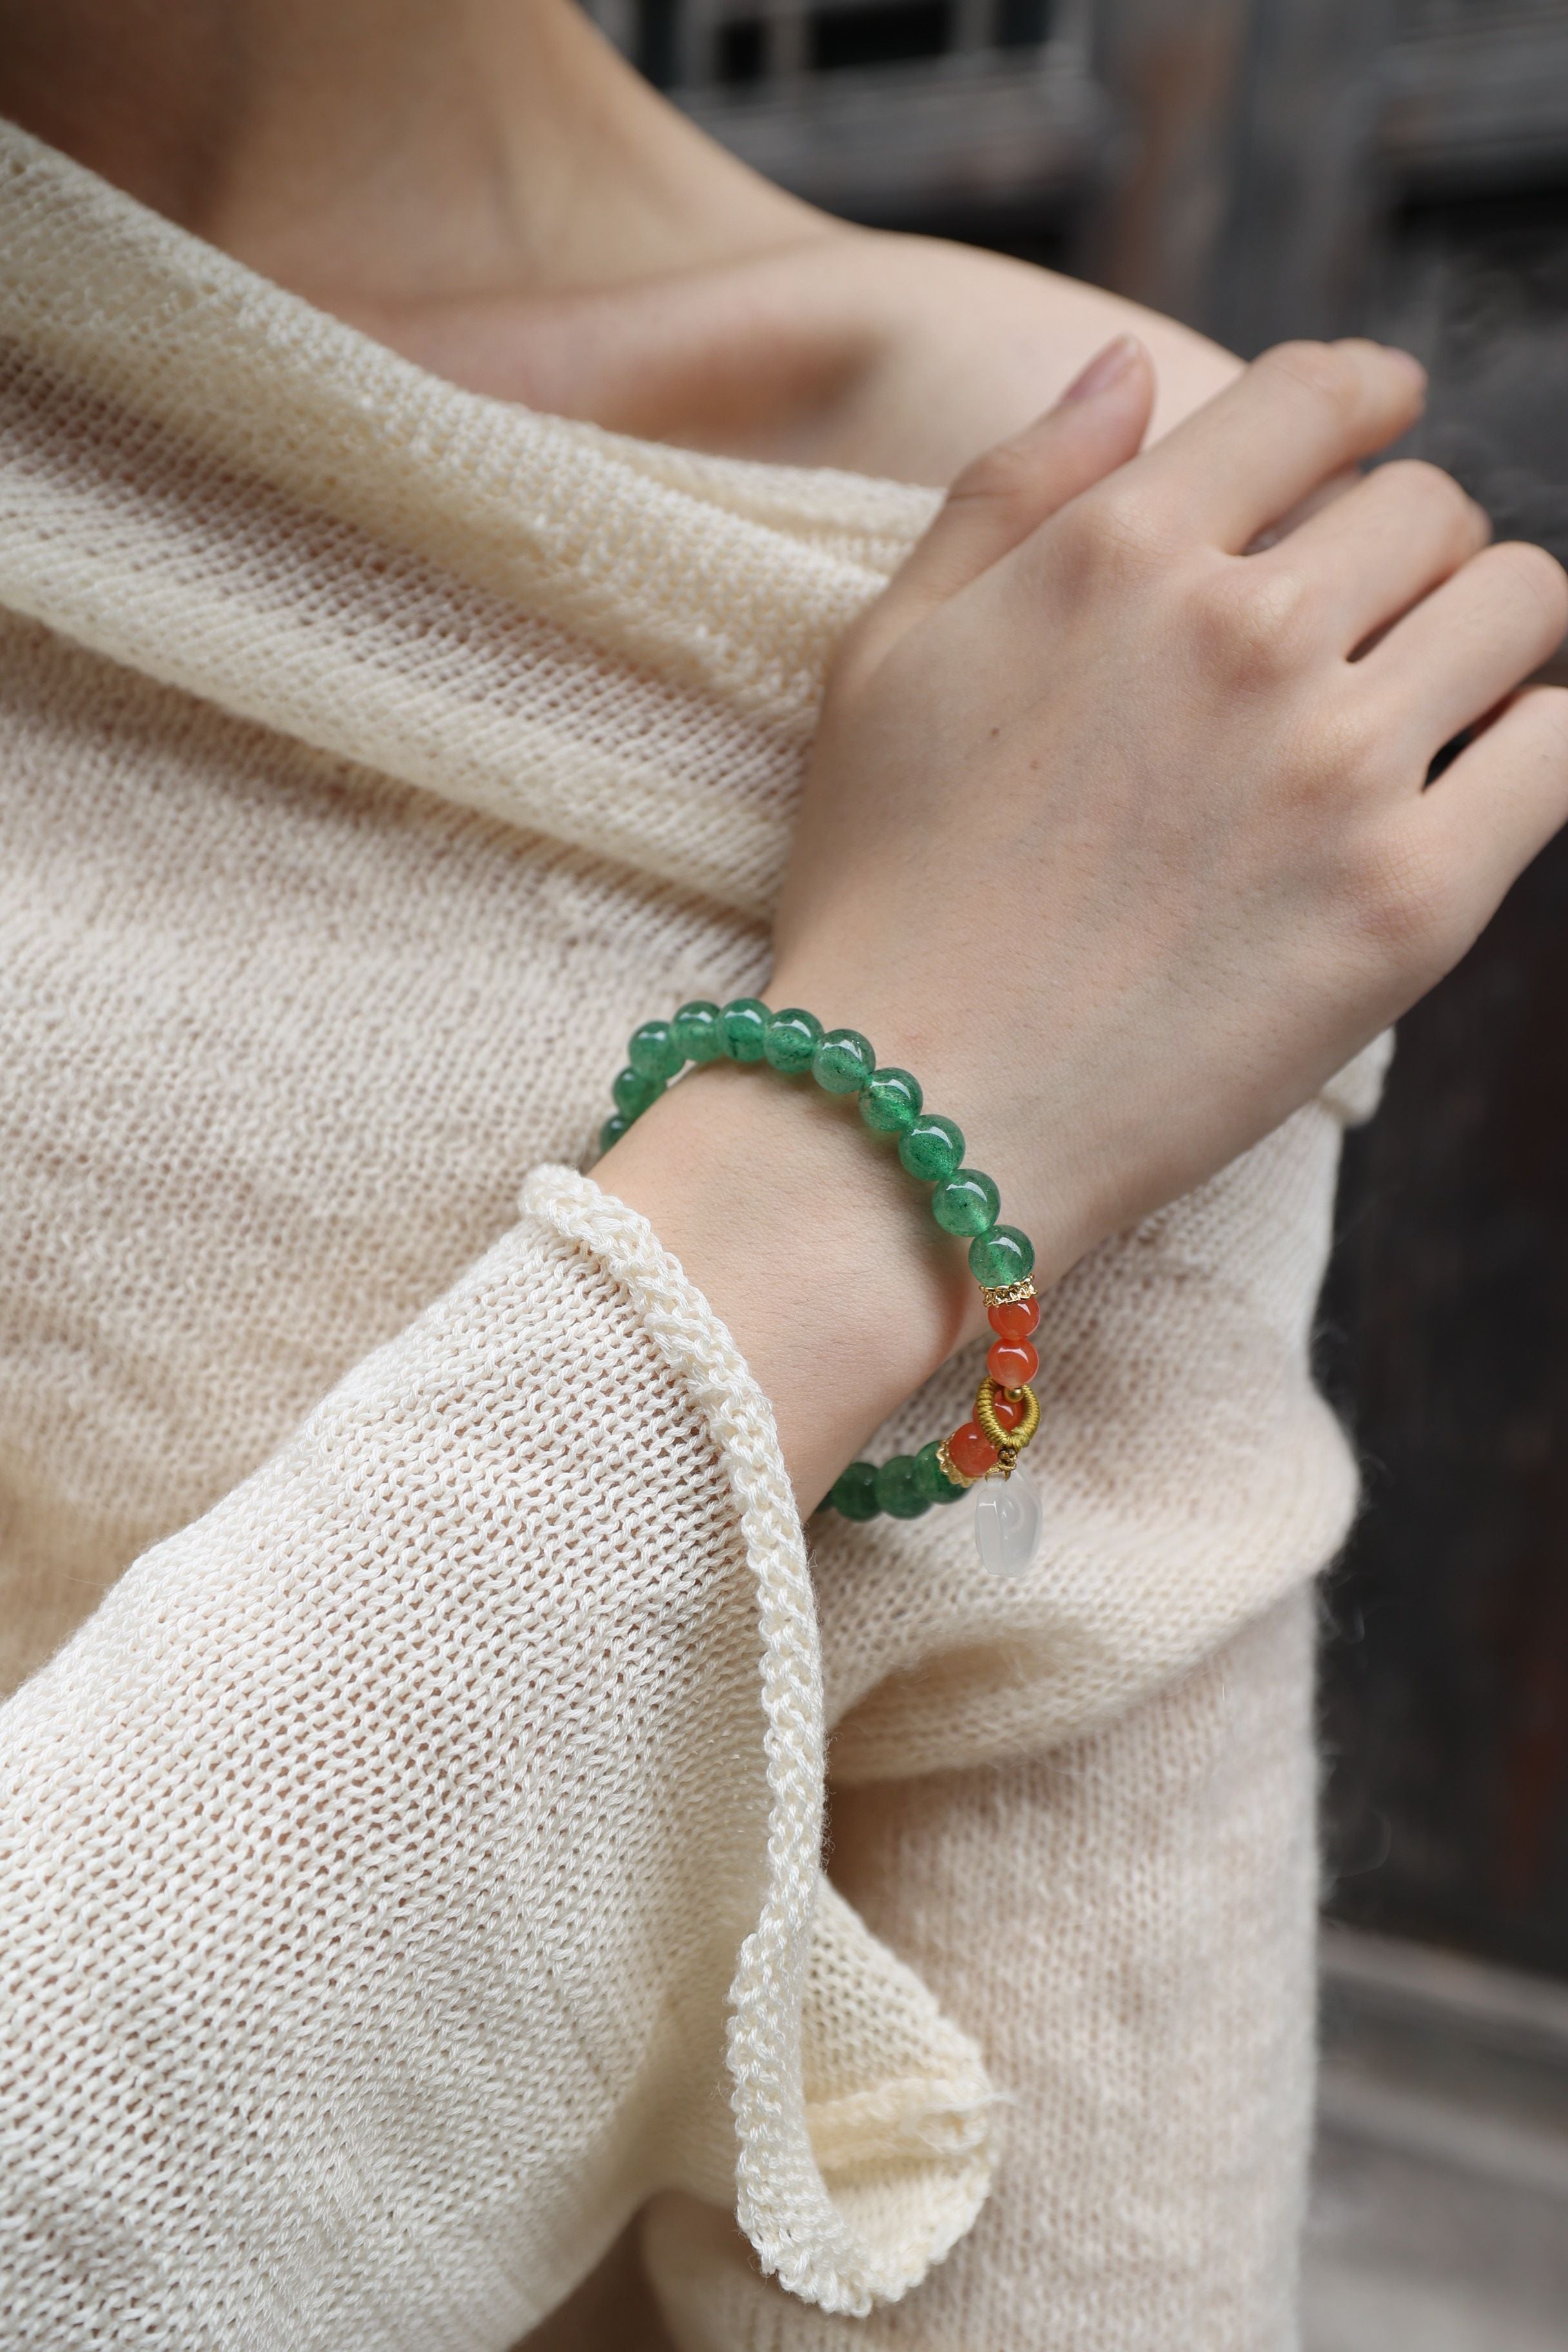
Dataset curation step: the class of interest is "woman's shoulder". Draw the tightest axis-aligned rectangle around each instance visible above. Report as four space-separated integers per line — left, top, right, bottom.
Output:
754 228 1242 484
347 222 1240 489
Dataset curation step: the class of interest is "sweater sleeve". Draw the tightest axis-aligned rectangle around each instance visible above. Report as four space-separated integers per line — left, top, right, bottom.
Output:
639 1592 1319 2352
2 1072 1377 2352
0 1177 994 2351
518 1062 1380 2352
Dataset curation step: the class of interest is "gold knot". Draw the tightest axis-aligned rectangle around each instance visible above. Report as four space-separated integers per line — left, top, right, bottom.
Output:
973 1373 1040 1473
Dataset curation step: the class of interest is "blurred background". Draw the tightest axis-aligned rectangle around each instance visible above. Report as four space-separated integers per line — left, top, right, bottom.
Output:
583 2 1568 2342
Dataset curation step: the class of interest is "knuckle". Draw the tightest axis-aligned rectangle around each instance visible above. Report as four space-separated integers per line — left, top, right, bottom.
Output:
1523 683 1568 760
1343 824 1460 966
1378 456 1449 501
1382 458 1478 531
1491 540 1568 638
1050 481 1172 580
1307 700 1387 795
1259 338 1362 418
946 435 1038 510
1507 685 1568 795
1188 560 1319 680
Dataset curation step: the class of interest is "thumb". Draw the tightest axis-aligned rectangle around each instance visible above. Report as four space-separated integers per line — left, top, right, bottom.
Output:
847 333 1155 677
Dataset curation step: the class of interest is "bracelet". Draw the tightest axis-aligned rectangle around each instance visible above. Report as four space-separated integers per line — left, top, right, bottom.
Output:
596 997 1045 1576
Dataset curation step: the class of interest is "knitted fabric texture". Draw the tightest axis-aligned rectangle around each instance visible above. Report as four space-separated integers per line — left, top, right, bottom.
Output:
0 122 1382 2349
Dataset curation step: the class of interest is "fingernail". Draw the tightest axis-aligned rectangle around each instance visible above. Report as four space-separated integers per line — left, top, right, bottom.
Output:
1056 333 1142 407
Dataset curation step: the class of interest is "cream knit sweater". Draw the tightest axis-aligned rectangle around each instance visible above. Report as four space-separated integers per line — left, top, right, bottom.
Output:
0 122 1382 2350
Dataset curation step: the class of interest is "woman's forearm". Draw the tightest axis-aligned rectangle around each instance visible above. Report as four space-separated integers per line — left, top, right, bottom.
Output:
601 1062 979 1514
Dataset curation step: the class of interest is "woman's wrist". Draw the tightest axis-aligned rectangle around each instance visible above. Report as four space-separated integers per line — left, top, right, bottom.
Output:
597 1054 975 1511
594 979 1102 1513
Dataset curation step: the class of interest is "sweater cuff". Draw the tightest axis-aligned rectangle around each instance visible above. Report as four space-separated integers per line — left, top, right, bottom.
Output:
521 1166 997 2314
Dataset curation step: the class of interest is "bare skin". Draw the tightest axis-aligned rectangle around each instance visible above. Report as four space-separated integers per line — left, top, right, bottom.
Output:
0 0 1238 479
7 0 1567 1516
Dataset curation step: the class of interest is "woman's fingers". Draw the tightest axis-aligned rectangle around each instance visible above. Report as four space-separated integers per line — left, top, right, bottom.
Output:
1415 687 1568 941
924 336 1153 593
845 335 1154 678
1250 459 1489 654
1361 540 1568 758
1115 338 1426 555
858 337 1424 691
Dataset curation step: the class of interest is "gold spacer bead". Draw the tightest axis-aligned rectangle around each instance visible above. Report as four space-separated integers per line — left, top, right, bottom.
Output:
936 1437 976 1491
981 1277 1038 1311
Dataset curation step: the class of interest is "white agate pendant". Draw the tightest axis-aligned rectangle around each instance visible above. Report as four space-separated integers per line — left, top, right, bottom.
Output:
973 1465 1042 1576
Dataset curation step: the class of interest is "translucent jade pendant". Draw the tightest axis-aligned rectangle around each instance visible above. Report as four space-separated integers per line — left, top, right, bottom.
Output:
973 1465 1042 1577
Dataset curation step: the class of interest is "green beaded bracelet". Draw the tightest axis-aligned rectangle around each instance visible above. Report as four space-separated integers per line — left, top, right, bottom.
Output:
596 999 1045 1539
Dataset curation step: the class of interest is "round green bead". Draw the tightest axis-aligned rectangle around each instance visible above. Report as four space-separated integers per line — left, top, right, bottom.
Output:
673 999 725 1064
859 1067 923 1137
932 1167 1001 1237
627 1019 683 1081
969 1224 1036 1287
830 1460 880 1522
874 1455 932 1519
914 1439 966 1504
899 1113 966 1182
612 1066 665 1121
720 996 771 1063
763 1006 823 1075
598 1113 630 1155
812 1028 876 1097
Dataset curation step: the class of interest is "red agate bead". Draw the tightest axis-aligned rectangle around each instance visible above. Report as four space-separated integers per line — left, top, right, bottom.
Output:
990 1389 1024 1432
987 1338 1039 1388
948 1420 999 1478
987 1295 1040 1341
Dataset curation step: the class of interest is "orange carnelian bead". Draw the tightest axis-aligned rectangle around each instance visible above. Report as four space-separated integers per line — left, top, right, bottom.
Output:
987 1295 1040 1342
990 1390 1024 1432
987 1338 1040 1387
948 1420 999 1479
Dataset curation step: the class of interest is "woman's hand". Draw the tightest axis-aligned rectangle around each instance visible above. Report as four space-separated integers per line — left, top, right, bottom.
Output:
606 335 1568 1507
772 333 1568 1289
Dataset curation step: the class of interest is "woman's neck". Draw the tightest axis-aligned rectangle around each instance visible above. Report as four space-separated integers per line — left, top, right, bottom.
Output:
0 0 827 308
7 0 1184 486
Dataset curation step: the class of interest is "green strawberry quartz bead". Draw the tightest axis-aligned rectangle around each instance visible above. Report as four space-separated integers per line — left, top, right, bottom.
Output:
898 1112 965 1182
627 1019 683 1081
914 1439 967 1503
721 997 771 1063
763 1006 823 1075
812 1027 876 1096
932 1167 1001 1237
673 999 725 1063
830 1461 880 1521
820 1443 965 1518
593 996 1047 1540
970 1224 1036 1287
874 1455 931 1519
859 1067 923 1137
612 1066 665 1121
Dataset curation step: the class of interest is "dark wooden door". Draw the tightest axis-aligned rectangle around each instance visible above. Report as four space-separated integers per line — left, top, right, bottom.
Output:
593 0 1568 1979
1258 14 1568 1983
1124 0 1568 1981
